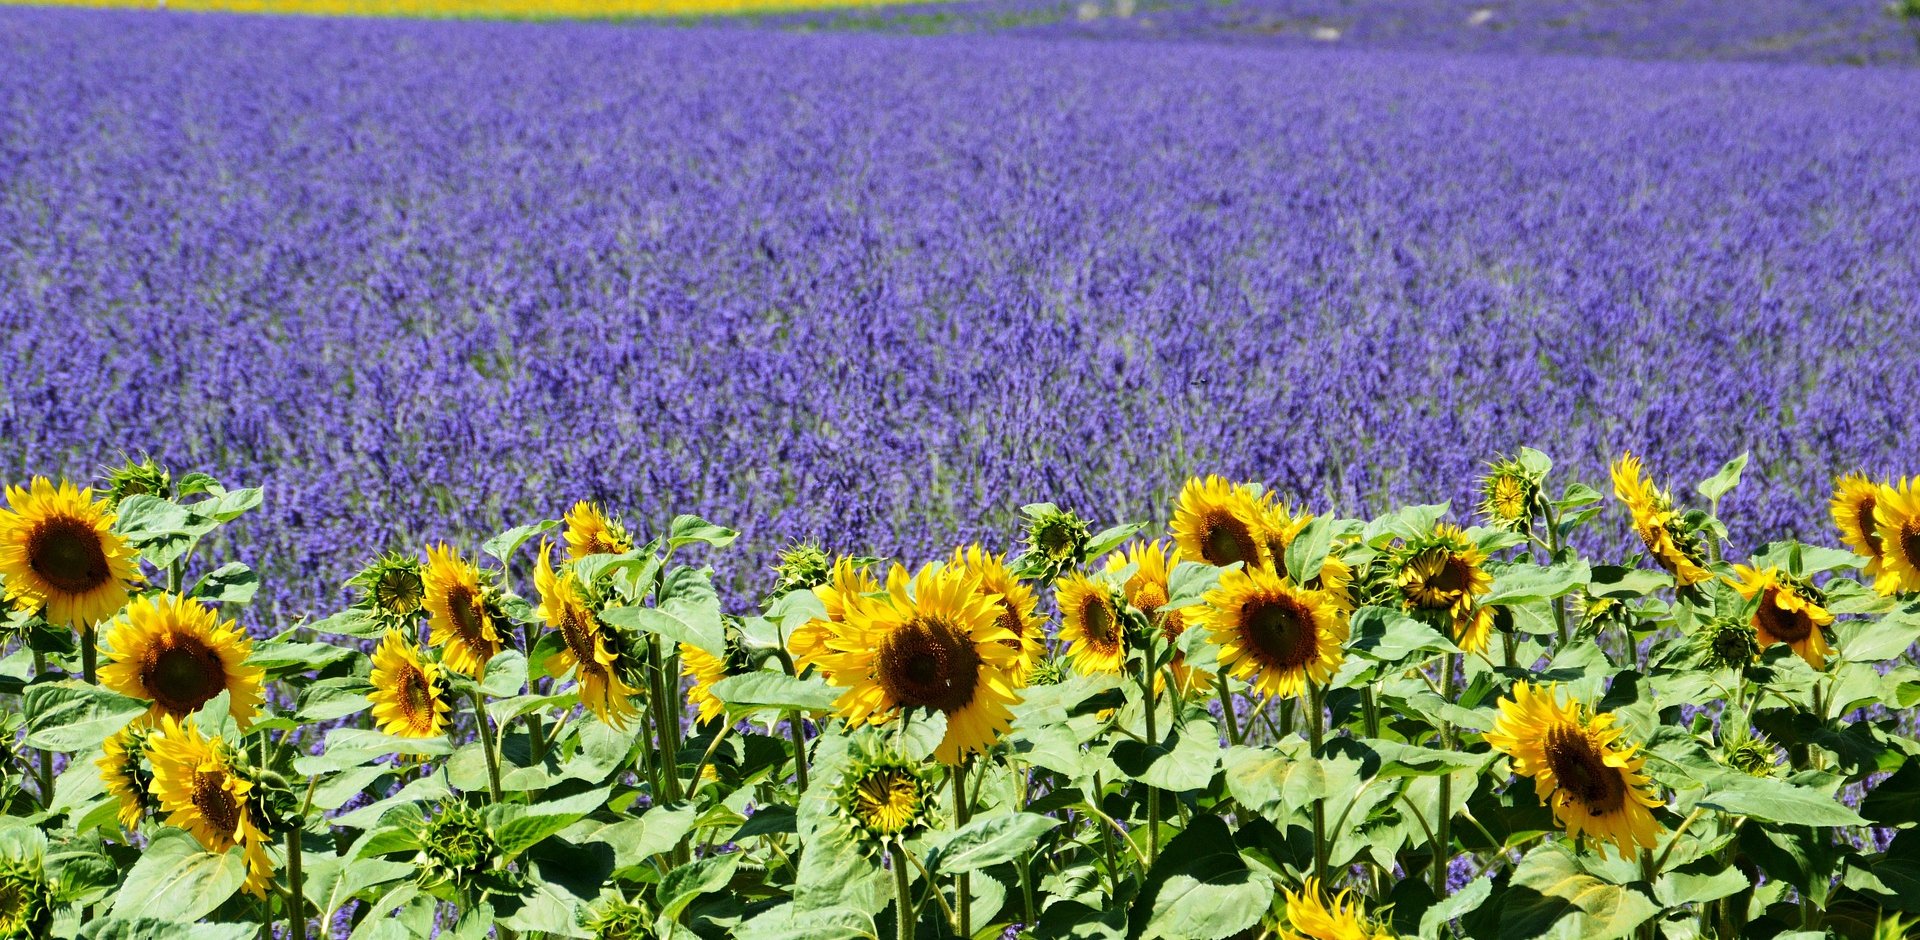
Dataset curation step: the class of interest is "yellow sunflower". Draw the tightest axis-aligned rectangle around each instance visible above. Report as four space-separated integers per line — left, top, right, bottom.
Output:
1170 475 1269 570
421 543 504 679
1056 571 1127 675
683 642 730 724
814 562 1021 765
952 544 1045 681
1106 540 1211 695
99 593 264 731
836 744 934 843
1728 565 1835 669
1202 565 1346 700
534 543 639 728
1485 682 1664 857
1610 453 1711 587
146 717 275 896
789 557 879 678
1392 524 1494 654
563 500 633 560
1260 499 1355 611
368 629 451 738
97 724 152 831
1281 877 1396 940
1874 477 1920 595
0 477 143 630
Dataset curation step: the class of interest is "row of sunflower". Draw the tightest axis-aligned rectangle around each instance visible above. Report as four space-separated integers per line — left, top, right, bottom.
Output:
2 449 1920 939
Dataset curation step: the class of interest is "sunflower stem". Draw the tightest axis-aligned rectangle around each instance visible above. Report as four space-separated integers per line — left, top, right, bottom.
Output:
31 650 55 805
953 762 972 939
646 634 684 807
787 711 810 794
1215 674 1242 746
1307 681 1328 887
1433 653 1458 897
470 690 503 802
81 626 98 685
891 841 916 940
1141 631 1160 868
519 622 548 767
285 825 307 940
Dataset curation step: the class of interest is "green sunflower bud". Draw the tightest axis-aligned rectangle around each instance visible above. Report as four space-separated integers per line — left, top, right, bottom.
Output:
0 839 50 940
413 801 522 900
768 541 834 599
100 455 172 509
835 739 935 847
1476 454 1542 532
1700 617 1760 671
1723 733 1780 777
348 552 427 625
580 894 651 940
1013 503 1092 582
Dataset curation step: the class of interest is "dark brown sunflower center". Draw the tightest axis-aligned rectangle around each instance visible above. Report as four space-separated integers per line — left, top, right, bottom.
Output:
995 603 1026 649
446 586 488 644
141 636 228 716
1080 595 1120 648
1858 500 1882 554
27 516 111 595
1200 511 1259 568
1240 594 1319 671
191 770 242 835
557 606 596 662
1902 522 1920 568
1430 554 1473 595
1755 589 1813 643
400 667 434 721
1543 725 1625 814
877 617 981 714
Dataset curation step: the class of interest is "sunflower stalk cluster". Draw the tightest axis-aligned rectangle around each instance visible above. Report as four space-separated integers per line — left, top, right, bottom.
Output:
3 454 1920 939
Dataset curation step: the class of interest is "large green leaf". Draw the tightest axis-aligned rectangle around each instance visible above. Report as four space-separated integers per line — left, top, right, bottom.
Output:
1110 722 1221 792
656 852 742 921
109 829 246 923
1131 815 1273 940
1696 771 1867 826
81 919 254 940
711 671 841 714
1502 845 1657 940
928 812 1062 874
25 681 148 751
600 604 723 656
1483 561 1591 606
488 786 609 858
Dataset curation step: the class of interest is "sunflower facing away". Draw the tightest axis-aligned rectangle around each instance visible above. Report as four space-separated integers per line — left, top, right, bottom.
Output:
1281 877 1397 940
97 724 153 831
421 543 505 679
564 500 633 561
368 629 451 738
1874 477 1920 595
1260 499 1355 611
0 477 143 630
1202 565 1346 700
1171 475 1269 570
535 544 640 728
1610 453 1711 587
1485 682 1665 857
1728 564 1835 669
147 717 275 896
99 593 265 730
952 544 1046 681
683 642 734 725
789 557 879 678
1056 571 1127 676
815 562 1021 764
1392 524 1494 654
1106 540 1211 695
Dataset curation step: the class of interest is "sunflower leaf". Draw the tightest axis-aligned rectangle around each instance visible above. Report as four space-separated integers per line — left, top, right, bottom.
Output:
108 829 247 923
712 671 840 714
24 681 149 752
1283 515 1333 585
1131 814 1273 940
482 519 558 565
928 812 1062 874
1696 452 1750 503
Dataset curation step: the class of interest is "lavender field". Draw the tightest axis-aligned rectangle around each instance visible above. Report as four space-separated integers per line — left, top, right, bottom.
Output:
3 7 1918 621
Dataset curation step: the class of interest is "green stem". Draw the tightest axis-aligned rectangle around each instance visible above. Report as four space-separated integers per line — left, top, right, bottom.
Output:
1433 653 1458 896
521 623 547 766
1307 682 1328 887
1361 685 1381 740
81 627 98 685
1216 673 1242 746
687 721 734 796
891 842 916 940
953 763 972 939
31 650 54 805
1142 636 1160 867
787 712 810 793
286 826 307 940
471 690 503 802
1093 773 1120 898
647 635 684 805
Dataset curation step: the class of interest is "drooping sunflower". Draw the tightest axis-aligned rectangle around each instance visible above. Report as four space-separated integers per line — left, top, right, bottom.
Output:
99 593 265 730
1484 682 1665 857
147 717 275 896
1391 524 1495 654
1202 565 1346 700
1280 877 1397 940
952 544 1045 681
1056 571 1127 675
368 629 451 738
1260 499 1355 611
815 562 1021 765
97 724 153 831
1610 453 1711 587
789 557 879 678
0 477 143 630
835 741 935 844
1171 475 1269 570
563 500 633 561
534 544 640 728
348 552 426 626
1728 564 1835 669
1106 540 1211 694
1874 477 1920 595
421 543 504 680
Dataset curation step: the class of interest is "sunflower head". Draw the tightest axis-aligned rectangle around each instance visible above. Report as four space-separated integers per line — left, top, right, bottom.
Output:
100 455 172 509
422 543 506 680
1259 500 1355 610
1485 683 1665 857
1611 452 1711 587
146 717 276 896
684 631 752 726
1874 477 1920 595
535 543 640 728
414 801 521 899
99 592 265 730
790 557 881 677
1171 475 1268 570
369 629 452 739
1202 565 1346 701
1391 524 1494 653
1280 876 1395 940
0 477 144 630
580 894 651 940
836 740 935 846
349 552 426 625
954 543 1045 680
563 501 634 561
770 541 835 599
1106 540 1212 695
1831 473 1886 566
1698 616 1760 671
1477 454 1542 532
1056 571 1129 675
1723 732 1781 778
98 724 155 830
0 845 50 940
1013 503 1092 582
1729 564 1834 670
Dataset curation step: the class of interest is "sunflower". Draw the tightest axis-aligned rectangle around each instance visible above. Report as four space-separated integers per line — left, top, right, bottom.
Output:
0 477 143 630
1171 475 1269 570
564 500 633 560
534 543 639 728
952 544 1045 680
1106 540 1211 694
1728 564 1835 669
1610 453 1711 587
147 717 275 896
97 724 153 830
1392 524 1495 654
683 642 733 725
815 562 1021 764
99 593 265 730
1874 477 1920 595
1260 499 1355 611
770 541 834 598
1485 682 1664 857
421 543 504 679
368 629 451 738
1280 877 1396 940
836 743 934 843
1476 455 1540 533
1202 565 1346 700
349 552 425 625
790 557 879 678
0 849 50 940
1056 571 1127 675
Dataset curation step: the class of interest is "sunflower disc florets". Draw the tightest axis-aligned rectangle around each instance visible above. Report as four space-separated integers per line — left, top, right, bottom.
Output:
836 741 935 847
349 552 427 626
